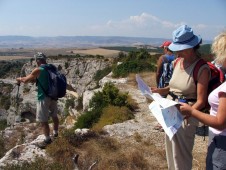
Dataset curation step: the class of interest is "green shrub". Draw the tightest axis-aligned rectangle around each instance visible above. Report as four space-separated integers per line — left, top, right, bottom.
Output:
64 62 69 69
0 135 6 158
112 49 157 78
93 66 112 81
75 109 102 129
89 82 128 111
75 96 83 111
0 61 26 78
0 119 7 131
64 97 76 115
0 95 11 110
75 82 136 130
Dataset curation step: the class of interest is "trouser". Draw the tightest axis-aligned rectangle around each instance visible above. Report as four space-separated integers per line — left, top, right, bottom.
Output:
206 131 226 170
165 119 197 170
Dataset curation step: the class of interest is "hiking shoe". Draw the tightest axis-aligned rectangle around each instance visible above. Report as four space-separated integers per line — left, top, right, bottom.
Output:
53 133 58 139
36 138 52 149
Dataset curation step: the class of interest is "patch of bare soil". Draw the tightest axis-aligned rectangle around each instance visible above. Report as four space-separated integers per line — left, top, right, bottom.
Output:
70 48 120 57
0 56 31 61
106 72 208 169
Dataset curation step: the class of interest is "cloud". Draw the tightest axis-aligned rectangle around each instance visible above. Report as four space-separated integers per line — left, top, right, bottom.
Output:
89 12 224 40
89 12 183 38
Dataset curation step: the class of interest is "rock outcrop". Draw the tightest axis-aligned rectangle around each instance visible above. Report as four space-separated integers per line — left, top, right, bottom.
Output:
0 57 113 126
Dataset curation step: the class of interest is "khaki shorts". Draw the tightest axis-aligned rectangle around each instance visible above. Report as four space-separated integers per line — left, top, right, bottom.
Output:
36 97 58 122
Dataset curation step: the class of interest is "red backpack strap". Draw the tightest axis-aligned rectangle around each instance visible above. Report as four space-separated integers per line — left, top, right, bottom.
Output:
173 57 181 68
219 68 225 83
193 59 207 84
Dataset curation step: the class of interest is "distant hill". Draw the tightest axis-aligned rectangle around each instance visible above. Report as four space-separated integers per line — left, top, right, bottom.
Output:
0 36 212 48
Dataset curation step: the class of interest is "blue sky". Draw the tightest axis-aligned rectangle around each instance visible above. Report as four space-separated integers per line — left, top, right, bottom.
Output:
0 0 225 41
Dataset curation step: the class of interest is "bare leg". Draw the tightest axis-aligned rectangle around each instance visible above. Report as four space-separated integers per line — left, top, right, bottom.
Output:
41 122 50 137
52 116 59 132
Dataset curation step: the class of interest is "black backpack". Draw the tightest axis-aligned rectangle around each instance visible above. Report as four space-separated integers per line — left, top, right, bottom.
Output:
158 55 175 88
37 64 67 100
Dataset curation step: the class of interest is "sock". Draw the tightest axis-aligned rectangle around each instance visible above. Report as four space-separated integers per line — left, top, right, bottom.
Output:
53 130 58 135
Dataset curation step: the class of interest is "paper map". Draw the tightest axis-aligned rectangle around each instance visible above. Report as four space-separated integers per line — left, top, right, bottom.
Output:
136 74 183 140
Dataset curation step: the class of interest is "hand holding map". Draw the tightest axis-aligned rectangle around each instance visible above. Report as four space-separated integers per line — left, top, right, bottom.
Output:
136 74 183 140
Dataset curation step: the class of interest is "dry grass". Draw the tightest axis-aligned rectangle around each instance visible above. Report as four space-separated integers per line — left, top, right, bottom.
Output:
92 106 134 132
0 56 31 61
69 48 120 57
75 136 166 170
44 129 168 169
127 72 157 88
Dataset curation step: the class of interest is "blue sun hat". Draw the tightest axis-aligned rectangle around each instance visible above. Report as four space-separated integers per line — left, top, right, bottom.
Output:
168 25 202 51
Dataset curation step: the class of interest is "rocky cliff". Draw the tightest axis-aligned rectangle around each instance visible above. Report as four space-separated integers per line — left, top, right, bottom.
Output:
0 57 112 126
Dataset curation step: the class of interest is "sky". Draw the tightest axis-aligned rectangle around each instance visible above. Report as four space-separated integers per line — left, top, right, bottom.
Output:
0 0 225 41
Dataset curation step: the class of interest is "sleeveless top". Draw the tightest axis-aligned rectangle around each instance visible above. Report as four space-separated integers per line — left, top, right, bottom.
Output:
168 58 210 126
169 58 210 100
37 65 49 100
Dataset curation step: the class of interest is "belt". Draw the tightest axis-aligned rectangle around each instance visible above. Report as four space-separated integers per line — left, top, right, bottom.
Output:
168 91 197 103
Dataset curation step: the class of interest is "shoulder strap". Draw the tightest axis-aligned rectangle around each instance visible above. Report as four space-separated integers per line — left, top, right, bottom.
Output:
209 62 225 83
219 68 225 83
173 57 181 68
193 59 207 84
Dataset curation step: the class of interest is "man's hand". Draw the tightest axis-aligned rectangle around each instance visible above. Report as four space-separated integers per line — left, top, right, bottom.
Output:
16 77 22 85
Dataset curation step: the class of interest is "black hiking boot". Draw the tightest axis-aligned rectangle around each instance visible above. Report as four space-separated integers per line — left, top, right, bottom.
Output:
36 138 52 149
53 133 58 139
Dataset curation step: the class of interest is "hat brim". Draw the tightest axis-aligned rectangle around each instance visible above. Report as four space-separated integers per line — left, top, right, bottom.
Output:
168 35 202 51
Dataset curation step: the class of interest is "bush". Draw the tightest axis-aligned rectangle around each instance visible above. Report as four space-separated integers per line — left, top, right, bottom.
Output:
75 109 102 129
75 96 83 111
0 119 7 131
93 66 112 82
0 135 6 158
89 82 128 111
64 97 76 116
0 95 11 110
0 61 26 78
75 82 136 129
112 49 157 78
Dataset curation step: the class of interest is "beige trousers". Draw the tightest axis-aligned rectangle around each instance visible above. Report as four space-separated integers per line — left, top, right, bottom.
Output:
165 118 197 170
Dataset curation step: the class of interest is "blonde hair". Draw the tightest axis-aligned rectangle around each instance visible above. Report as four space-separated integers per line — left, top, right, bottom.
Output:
211 30 226 65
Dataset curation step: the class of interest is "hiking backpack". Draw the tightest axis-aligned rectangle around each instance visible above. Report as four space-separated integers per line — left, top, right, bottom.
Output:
158 55 175 88
175 58 225 109
37 64 67 100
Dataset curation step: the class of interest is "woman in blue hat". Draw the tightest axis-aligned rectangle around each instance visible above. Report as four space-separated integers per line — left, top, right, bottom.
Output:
153 25 210 170
180 31 226 170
